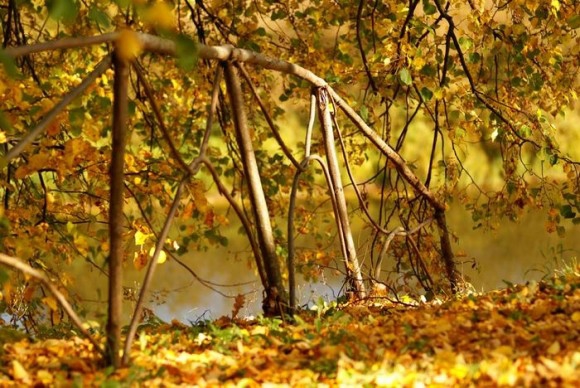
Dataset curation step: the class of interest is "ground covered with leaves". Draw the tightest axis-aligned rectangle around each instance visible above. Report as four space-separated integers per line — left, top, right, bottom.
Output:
1 270 579 387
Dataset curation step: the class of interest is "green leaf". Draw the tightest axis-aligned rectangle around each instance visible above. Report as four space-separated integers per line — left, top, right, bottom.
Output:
518 125 532 137
68 108 85 136
271 9 287 21
360 105 369 121
399 68 412 86
468 52 481 63
455 127 466 139
88 6 111 28
422 0 437 15
567 14 580 29
420 64 436 76
419 87 433 102
530 73 543 91
560 205 576 219
510 77 522 87
0 50 19 78
174 34 198 71
0 268 9 286
46 0 79 23
0 112 12 136
458 36 474 50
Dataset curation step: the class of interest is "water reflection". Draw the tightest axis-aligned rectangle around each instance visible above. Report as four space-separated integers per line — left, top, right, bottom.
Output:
73 205 579 324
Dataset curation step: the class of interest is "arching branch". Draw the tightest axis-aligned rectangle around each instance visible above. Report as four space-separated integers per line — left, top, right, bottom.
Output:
0 253 103 355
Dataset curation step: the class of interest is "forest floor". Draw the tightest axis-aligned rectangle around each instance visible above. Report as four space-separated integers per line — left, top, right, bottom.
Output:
1 266 579 387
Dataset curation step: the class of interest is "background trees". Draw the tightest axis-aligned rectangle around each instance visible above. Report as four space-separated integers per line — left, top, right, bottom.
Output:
0 0 578 367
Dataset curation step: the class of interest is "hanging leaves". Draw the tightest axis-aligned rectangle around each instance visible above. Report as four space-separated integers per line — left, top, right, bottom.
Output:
399 68 413 86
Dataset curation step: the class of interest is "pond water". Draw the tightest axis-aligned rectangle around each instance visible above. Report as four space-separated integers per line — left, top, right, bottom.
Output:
72 203 580 325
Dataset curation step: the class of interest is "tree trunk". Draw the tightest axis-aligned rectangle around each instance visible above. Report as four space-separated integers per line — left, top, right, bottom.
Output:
223 62 288 315
106 52 129 368
317 87 366 299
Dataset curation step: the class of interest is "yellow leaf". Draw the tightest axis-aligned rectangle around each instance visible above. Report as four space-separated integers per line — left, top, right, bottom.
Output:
433 87 443 100
36 370 53 385
15 152 50 179
139 332 148 351
42 296 58 311
124 153 137 173
12 360 30 383
149 247 167 264
64 138 89 168
547 341 560 355
144 1 175 30
572 311 580 322
0 131 6 144
134 230 150 246
116 29 143 62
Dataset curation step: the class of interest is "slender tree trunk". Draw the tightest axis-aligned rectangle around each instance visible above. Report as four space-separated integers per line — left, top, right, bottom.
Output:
106 52 129 368
317 87 366 298
435 209 457 293
223 62 287 315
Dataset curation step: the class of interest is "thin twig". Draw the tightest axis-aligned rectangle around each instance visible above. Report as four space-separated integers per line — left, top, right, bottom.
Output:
122 180 185 364
133 63 193 174
372 218 434 280
236 63 301 170
287 155 337 310
0 253 103 354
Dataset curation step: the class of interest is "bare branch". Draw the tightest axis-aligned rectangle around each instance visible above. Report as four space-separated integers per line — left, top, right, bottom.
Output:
3 32 118 57
133 62 193 174
199 156 268 288
356 0 378 93
0 253 103 354
237 63 302 170
287 154 337 310
372 219 434 280
123 179 185 364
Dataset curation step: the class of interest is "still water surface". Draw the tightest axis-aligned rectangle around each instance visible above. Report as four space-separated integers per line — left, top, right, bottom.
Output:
73 205 579 324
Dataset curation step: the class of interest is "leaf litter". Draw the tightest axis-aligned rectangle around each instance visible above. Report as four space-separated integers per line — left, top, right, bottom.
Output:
0 269 579 387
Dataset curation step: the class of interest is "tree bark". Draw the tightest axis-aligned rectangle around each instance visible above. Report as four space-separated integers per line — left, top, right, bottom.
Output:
223 62 287 315
435 209 457 293
106 52 129 368
317 87 366 298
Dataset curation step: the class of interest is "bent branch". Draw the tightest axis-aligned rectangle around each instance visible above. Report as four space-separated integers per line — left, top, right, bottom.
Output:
0 253 103 354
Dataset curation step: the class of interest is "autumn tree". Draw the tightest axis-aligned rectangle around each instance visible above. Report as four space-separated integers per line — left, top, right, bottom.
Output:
0 0 578 368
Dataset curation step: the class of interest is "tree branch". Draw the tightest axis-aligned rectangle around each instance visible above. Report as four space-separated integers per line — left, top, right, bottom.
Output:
3 32 118 57
1 56 112 165
0 253 103 355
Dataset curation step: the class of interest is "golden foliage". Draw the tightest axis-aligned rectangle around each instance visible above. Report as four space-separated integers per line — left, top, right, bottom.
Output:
1 274 579 385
